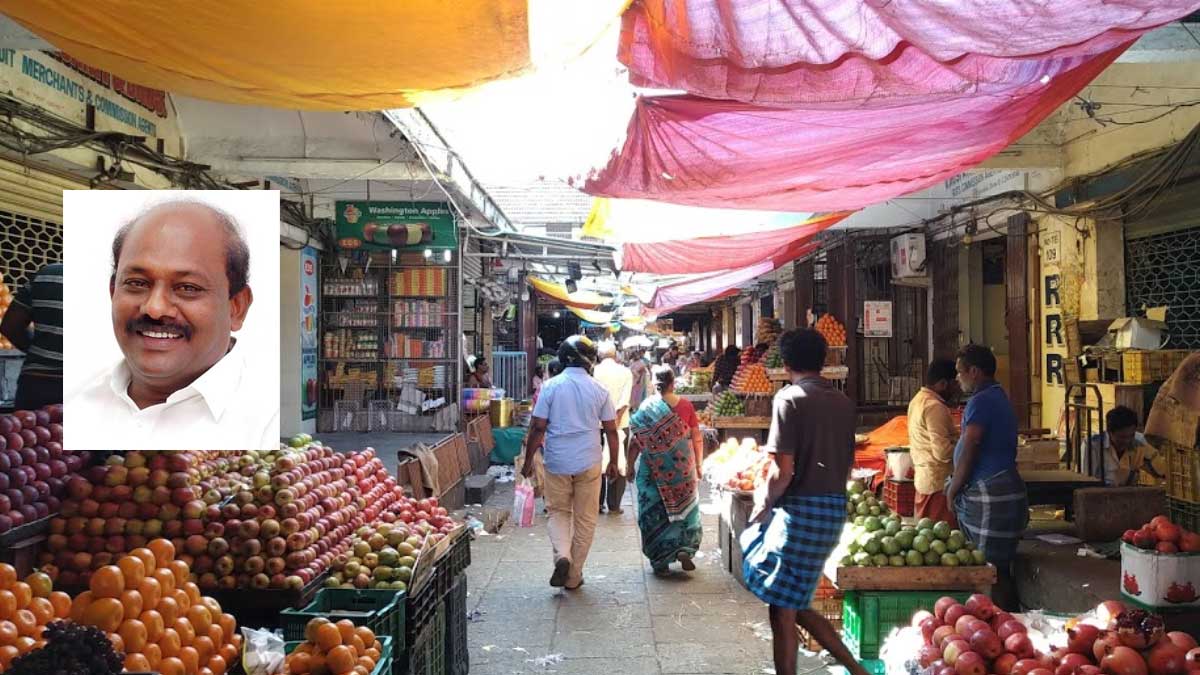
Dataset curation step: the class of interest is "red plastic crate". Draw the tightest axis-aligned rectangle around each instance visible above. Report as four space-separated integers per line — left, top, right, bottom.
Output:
883 479 915 517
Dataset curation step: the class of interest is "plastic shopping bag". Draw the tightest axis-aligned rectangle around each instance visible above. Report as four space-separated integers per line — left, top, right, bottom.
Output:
513 478 536 527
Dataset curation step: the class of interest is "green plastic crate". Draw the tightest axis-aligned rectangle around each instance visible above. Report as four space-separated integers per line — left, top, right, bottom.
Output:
284 634 393 675
408 601 446 675
842 590 969 660
836 657 885 675
280 588 406 657
1167 497 1200 533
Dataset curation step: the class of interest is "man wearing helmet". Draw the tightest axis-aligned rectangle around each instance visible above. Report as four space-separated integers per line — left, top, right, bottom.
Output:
520 334 622 590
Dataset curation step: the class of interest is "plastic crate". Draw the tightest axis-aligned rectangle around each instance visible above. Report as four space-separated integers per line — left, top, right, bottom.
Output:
1164 442 1199 503
443 575 468 675
406 531 472 644
797 593 843 652
280 588 405 656
284 635 393 675
842 590 969 660
836 658 885 675
1168 497 1200 532
408 601 446 675
882 479 915 517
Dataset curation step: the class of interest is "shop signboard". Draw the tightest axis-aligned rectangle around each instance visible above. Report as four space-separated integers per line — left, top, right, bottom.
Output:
300 246 319 420
863 301 893 338
334 201 457 251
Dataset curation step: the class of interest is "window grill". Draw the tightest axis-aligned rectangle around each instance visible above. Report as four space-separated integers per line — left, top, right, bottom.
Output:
0 210 62 289
1125 225 1200 349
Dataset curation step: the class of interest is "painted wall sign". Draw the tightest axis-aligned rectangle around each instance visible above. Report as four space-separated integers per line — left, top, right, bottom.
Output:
1044 273 1064 387
300 247 319 420
334 201 457 251
1042 230 1061 265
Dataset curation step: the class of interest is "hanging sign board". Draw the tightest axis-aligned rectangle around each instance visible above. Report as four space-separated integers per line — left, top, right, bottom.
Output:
335 201 457 251
863 301 893 338
300 246 319 420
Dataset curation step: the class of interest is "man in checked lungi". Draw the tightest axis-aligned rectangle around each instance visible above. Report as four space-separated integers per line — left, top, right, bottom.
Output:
741 329 870 675
947 344 1029 611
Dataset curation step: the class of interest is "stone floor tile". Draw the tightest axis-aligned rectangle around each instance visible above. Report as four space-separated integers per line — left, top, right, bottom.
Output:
551 627 657 658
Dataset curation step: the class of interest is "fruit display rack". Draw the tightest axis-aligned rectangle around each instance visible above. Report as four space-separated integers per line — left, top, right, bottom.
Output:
711 416 771 429
831 563 997 593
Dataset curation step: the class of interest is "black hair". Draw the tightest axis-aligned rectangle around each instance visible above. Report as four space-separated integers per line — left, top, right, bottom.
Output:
779 329 827 373
1106 405 1139 432
112 200 251 297
652 365 675 394
723 345 739 357
547 358 564 377
956 344 997 378
926 359 957 386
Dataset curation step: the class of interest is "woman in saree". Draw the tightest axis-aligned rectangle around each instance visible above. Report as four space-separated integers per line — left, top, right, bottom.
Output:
628 365 704 574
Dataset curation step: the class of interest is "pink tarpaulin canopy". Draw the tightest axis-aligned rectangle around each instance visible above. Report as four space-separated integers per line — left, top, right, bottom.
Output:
648 260 777 315
619 0 1200 105
584 44 1123 212
620 212 846 274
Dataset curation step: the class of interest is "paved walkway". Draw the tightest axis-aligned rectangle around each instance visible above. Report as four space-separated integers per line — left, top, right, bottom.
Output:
461 480 836 675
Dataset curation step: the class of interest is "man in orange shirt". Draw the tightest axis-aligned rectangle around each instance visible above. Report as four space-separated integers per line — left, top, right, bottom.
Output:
907 360 959 527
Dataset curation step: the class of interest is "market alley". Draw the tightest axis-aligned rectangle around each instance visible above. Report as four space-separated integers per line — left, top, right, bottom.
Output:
462 482 834 675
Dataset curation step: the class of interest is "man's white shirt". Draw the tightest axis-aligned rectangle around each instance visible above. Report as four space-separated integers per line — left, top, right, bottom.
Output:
65 340 279 450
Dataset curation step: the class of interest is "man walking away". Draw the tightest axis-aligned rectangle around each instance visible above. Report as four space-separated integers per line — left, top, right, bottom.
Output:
741 329 869 675
0 263 63 409
948 344 1028 611
593 341 633 514
908 359 959 528
521 335 621 590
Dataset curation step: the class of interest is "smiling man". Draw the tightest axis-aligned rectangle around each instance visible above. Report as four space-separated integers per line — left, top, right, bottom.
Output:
65 200 279 450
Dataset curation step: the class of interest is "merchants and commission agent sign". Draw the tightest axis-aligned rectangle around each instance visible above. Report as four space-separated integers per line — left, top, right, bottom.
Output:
335 201 457 251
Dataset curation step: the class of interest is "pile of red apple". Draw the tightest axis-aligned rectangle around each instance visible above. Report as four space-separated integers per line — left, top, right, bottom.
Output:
916 597 1200 675
0 404 84 534
1122 516 1200 554
43 445 443 592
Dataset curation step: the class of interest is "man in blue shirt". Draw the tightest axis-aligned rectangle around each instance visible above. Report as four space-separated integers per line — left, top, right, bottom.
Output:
948 344 1028 611
521 335 621 590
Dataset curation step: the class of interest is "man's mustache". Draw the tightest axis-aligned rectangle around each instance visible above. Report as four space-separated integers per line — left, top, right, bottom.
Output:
126 316 193 340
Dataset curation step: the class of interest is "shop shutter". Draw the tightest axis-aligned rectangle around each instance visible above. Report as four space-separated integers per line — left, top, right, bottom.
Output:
0 158 88 223
1124 186 1200 348
0 159 87 289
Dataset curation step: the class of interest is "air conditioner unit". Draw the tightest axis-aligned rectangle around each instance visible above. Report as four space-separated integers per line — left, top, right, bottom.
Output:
891 233 928 283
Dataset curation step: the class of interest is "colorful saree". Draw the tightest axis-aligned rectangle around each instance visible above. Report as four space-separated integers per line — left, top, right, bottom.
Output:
629 396 702 571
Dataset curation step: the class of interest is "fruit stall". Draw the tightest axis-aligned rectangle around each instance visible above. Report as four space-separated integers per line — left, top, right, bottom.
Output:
0 274 20 410
0 404 473 675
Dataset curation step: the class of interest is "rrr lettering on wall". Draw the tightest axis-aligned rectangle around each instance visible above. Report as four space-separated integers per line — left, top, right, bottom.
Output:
1044 273 1064 386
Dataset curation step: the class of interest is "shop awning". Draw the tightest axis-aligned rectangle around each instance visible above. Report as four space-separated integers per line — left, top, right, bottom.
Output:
2 0 629 110
618 0 1200 106
583 44 1123 212
647 260 776 315
568 306 616 324
527 276 609 310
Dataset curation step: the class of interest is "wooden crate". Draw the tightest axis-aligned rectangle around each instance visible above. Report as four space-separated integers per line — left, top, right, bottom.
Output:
712 416 771 429
833 564 996 592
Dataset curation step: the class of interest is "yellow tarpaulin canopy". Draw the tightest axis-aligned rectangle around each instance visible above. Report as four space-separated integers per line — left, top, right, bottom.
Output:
569 307 615 324
3 1 630 110
527 276 608 310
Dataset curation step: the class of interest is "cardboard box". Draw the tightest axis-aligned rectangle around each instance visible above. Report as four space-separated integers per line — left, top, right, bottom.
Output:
1120 542 1200 608
1107 317 1167 350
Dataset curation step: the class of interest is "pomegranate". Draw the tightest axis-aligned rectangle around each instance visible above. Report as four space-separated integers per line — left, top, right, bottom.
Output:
921 617 942 644
1057 653 1094 675
957 651 988 675
995 653 1018 675
1153 522 1182 545
938 667 957 675
1006 632 1037 659
1156 541 1179 555
970 629 1003 659
933 626 958 648
1000 619 1029 641
1013 659 1044 675
945 604 969 628
1030 669 1055 675
965 593 997 620
936 596 960 621
992 611 1017 631
945 639 971 666
1179 532 1200 553
920 644 944 667
913 610 936 628
1165 633 1198 652
1069 625 1103 655
1097 602 1129 628
1114 610 1164 650
1079 666 1103 675
1146 640 1189 675
1132 528 1157 550
1185 648 1200 669
1101 646 1148 675
1096 632 1123 664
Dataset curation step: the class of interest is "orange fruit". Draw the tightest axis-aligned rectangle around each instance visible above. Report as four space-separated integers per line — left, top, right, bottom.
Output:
157 596 181 624
193 634 215 662
187 604 213 632
119 618 148 653
173 588 192 611
23 572 52 599
153 568 177 595
159 655 186 675
0 620 17 645
13 636 35 654
10 582 31 609
173 616 196 645
120 589 144 619
293 643 314 655
0 645 19 670
287 652 312 674
138 576 163 609
48 591 71 619
314 621 342 651
356 656 376 672
118 555 147 586
219 642 238 665
130 548 158 574
160 627 182 657
335 619 356 645
353 626 375 648
218 613 236 641
206 623 223 647
347 634 366 656
308 653 327 675
69 590 93 622
144 642 163 668
125 653 152 672
28 597 53 626
353 667 370 675
140 609 165 642
169 560 191 587
12 609 37 637
207 655 228 675
183 583 203 609
0 564 16 588
0 590 16 619
91 566 125 599
304 617 331 643
149 539 176 567
326 644 356 675
106 631 124 654
200 668 215 675
82 597 124 633
180 645 201 674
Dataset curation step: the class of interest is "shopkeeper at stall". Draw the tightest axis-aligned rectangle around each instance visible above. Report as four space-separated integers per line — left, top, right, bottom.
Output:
465 355 492 388
1082 406 1164 487
948 344 1027 611
0 262 64 410
907 359 959 528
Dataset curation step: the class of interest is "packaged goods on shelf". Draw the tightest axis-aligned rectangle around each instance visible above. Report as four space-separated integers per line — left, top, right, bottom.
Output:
324 329 379 359
390 268 447 297
392 299 446 328
387 335 447 359
330 299 381 328
323 276 379 296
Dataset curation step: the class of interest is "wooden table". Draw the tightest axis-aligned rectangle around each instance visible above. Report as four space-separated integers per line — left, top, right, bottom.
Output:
711 415 771 443
1021 469 1102 519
